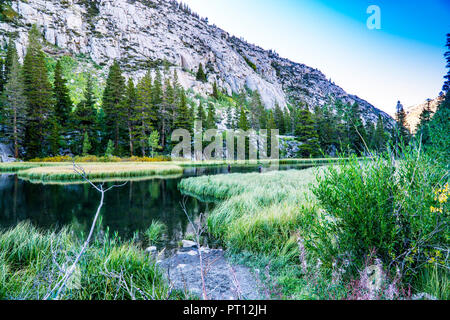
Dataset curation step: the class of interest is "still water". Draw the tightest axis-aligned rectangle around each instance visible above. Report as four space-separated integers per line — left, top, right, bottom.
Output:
0 164 313 248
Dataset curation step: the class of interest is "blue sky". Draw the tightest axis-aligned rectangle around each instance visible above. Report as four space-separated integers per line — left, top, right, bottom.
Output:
183 0 450 115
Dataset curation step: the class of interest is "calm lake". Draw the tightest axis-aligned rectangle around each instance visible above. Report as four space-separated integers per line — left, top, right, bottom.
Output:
0 164 314 248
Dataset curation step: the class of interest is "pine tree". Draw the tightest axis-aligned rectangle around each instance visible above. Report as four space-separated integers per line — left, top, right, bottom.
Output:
196 100 206 124
22 25 55 158
295 106 320 157
394 101 410 145
225 105 233 129
237 105 249 131
416 99 434 145
53 59 72 126
205 103 217 129
3 51 26 158
105 139 114 157
259 106 267 131
173 88 193 134
169 69 181 127
153 68 163 107
366 121 376 150
374 114 386 151
424 34 450 161
274 104 285 135
82 131 92 156
212 81 219 99
4 37 17 80
347 103 368 155
266 110 276 156
161 73 175 149
102 60 126 153
74 73 97 155
134 70 156 157
148 130 161 157
0 58 5 94
443 33 450 97
196 63 207 82
249 90 264 130
125 79 137 156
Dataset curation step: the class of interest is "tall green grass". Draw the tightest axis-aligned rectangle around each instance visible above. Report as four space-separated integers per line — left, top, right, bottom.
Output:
179 168 320 256
0 222 181 300
178 167 346 299
145 221 167 246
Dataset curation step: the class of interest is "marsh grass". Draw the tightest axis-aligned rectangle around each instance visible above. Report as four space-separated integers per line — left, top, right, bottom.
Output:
179 168 321 256
178 168 333 299
0 162 61 173
16 163 184 182
145 221 167 246
415 264 449 300
0 222 180 300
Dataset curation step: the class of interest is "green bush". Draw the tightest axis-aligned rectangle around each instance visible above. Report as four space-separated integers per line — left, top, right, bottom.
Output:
306 146 448 280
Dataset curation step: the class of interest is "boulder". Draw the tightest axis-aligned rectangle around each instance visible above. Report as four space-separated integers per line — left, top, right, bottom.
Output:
182 240 198 248
0 143 16 163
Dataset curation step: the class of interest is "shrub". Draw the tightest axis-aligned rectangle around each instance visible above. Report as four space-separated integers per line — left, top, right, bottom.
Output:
29 155 73 162
306 145 448 282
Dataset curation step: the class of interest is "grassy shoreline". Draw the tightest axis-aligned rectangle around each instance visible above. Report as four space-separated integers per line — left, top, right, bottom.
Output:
179 168 320 255
15 163 184 182
0 158 341 182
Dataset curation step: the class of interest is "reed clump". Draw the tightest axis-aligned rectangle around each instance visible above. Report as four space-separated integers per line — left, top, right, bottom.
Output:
0 222 180 300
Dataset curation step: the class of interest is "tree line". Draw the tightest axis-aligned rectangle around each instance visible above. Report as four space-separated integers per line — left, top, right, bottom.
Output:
0 26 214 159
0 24 419 160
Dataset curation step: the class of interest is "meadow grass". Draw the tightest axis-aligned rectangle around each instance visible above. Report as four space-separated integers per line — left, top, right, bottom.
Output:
16 163 184 182
0 162 61 173
178 167 339 299
179 168 321 256
0 222 182 300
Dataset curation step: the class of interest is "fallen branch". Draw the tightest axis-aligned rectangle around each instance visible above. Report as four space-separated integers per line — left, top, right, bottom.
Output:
44 162 127 300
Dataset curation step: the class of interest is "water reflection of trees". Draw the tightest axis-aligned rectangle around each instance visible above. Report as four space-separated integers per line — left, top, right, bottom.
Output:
0 175 211 247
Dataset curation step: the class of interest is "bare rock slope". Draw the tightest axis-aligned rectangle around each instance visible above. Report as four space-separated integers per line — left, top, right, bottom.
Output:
405 95 444 133
0 0 393 125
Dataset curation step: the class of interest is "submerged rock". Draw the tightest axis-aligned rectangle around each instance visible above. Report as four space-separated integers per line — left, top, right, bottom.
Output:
145 246 158 253
182 240 198 248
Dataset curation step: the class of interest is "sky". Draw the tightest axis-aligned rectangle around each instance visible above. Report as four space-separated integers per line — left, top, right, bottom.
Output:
183 0 450 115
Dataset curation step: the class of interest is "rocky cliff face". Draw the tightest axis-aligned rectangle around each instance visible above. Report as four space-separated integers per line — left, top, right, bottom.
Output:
405 95 444 133
0 0 393 125
0 143 15 162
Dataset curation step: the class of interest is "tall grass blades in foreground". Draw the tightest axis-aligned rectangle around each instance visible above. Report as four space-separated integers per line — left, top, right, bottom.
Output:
0 222 179 300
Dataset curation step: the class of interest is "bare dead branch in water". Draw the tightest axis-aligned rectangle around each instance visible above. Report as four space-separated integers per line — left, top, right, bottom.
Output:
43 162 127 300
180 196 208 300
